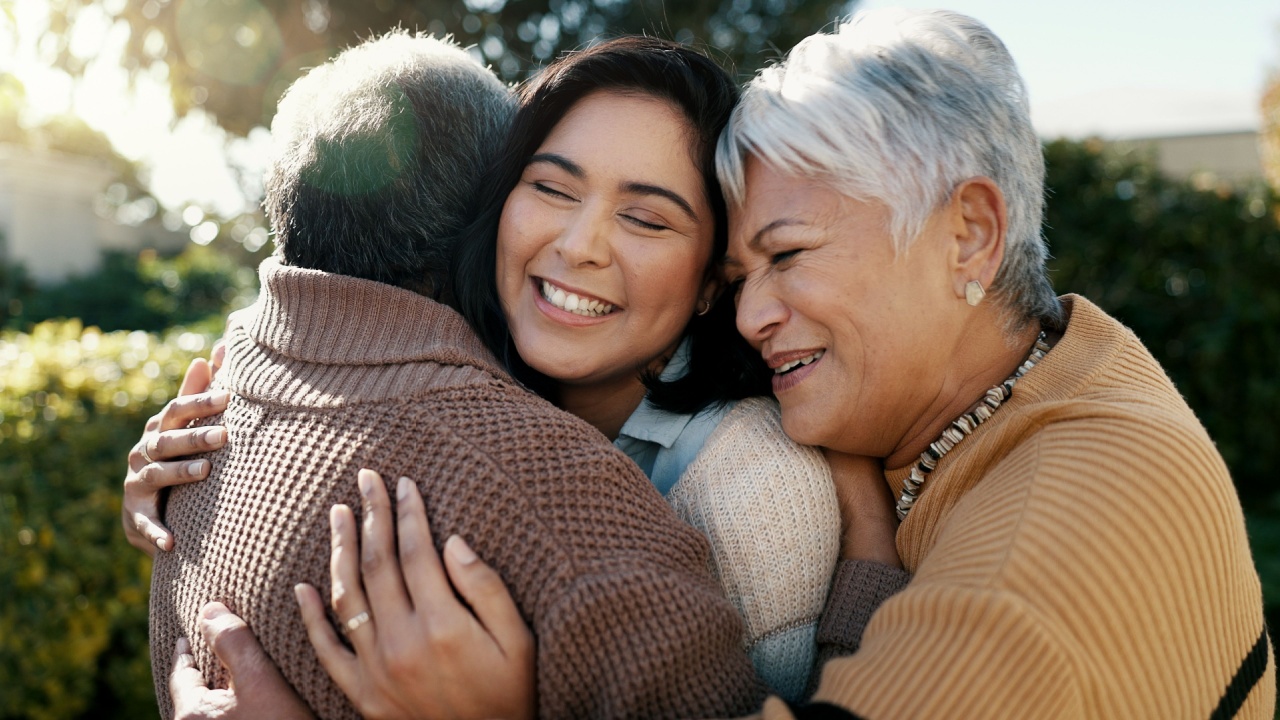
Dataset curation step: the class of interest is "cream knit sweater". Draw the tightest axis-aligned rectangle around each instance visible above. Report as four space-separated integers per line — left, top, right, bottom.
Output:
667 397 841 701
770 295 1274 719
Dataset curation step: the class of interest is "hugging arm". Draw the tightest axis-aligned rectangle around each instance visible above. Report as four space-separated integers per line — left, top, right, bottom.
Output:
812 449 911 664
169 602 315 720
298 467 764 718
295 470 535 720
122 344 230 556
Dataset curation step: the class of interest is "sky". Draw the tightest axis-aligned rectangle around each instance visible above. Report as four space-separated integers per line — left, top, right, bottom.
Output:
2 0 1277 216
860 0 1278 139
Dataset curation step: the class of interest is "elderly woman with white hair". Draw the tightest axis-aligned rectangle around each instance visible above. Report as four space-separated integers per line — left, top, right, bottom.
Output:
719 9 1273 719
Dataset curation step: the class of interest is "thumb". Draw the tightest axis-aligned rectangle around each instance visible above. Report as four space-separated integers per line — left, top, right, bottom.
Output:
443 535 532 660
179 357 212 397
199 602 275 686
210 340 227 376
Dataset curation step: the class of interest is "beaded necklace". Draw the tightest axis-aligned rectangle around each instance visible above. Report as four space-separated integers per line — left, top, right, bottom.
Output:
895 332 1051 521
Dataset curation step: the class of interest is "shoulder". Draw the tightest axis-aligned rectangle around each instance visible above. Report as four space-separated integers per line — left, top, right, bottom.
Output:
690 396 828 475
669 396 835 519
667 396 839 666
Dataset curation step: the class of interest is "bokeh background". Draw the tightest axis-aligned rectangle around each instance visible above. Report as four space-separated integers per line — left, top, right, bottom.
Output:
1 0 1278 717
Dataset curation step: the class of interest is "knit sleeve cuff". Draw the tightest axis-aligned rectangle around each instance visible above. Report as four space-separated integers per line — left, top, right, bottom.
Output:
816 560 912 656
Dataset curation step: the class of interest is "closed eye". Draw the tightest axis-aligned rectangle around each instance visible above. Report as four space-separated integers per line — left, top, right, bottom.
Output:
727 278 745 301
532 182 575 201
621 214 670 232
772 249 801 265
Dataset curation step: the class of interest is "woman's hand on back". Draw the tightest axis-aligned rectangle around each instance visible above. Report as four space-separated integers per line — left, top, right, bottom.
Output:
823 450 902 568
295 469 535 720
122 343 230 557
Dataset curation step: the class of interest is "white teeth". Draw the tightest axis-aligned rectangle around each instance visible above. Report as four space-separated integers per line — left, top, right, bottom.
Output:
539 280 614 317
774 350 824 375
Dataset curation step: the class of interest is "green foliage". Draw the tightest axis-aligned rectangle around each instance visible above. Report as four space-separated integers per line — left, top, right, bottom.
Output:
5 245 258 333
0 320 214 719
1044 138 1280 505
1043 139 1280 658
42 0 851 136
4 138 1279 717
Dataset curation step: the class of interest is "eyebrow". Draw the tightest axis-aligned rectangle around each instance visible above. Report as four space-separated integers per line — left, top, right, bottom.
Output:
527 153 699 224
726 218 806 267
528 153 584 178
621 182 698 223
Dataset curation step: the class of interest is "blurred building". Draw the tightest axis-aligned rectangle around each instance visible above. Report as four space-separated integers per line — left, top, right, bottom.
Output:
1108 130 1263 187
0 144 186 283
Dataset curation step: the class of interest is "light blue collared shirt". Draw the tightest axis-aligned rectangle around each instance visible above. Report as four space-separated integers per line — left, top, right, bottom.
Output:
613 340 736 495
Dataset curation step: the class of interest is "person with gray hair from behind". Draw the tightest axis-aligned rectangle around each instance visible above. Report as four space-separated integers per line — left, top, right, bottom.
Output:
146 30 764 720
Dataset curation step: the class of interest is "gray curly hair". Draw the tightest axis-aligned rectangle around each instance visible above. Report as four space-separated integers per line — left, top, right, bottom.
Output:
265 30 514 295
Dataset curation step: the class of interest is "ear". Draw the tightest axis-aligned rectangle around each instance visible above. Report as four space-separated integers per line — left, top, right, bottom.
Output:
699 272 723 312
944 177 1008 303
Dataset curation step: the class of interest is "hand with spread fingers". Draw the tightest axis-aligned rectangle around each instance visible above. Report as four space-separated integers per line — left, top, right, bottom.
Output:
169 601 316 720
122 342 230 556
295 469 535 720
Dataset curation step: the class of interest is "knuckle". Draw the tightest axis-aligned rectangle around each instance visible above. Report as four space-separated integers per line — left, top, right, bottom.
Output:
207 619 249 656
468 565 504 595
383 643 417 681
425 620 463 651
136 464 157 487
330 580 352 611
396 536 419 562
360 546 385 575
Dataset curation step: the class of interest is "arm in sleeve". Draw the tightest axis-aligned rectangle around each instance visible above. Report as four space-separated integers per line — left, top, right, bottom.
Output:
537 566 768 719
813 559 912 663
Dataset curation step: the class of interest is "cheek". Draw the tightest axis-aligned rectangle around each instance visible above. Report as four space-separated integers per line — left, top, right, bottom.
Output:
495 198 542 298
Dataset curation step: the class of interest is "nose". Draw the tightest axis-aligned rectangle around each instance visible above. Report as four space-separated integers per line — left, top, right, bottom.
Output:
555 208 612 268
735 277 787 350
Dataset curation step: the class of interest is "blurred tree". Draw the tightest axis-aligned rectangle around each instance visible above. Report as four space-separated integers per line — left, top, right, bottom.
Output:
0 74 26 144
1262 71 1279 190
1043 138 1280 506
42 0 852 138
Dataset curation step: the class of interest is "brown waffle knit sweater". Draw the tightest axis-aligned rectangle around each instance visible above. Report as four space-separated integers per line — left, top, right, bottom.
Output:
771 295 1274 720
149 258 765 720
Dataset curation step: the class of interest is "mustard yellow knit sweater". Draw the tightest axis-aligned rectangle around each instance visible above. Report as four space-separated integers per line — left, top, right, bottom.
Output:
773 295 1274 719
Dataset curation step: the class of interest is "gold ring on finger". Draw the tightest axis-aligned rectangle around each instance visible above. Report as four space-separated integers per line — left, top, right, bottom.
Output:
341 611 371 635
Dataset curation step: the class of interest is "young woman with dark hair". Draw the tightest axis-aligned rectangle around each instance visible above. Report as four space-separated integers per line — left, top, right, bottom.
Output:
440 37 842 703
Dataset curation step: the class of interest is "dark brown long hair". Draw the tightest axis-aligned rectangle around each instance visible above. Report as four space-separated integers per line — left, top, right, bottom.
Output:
450 36 771 412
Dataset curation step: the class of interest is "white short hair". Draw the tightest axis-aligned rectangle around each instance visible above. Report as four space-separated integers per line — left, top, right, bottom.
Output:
717 9 1060 326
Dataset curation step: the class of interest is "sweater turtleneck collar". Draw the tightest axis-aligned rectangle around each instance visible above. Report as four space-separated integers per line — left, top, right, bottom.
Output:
884 294 1131 486
236 256 509 380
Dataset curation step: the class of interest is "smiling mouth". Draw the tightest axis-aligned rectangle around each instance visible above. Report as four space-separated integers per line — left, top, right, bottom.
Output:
774 351 824 375
537 279 617 318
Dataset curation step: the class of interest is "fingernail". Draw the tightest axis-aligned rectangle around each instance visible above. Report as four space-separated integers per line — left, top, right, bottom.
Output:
397 477 411 501
206 428 226 446
331 505 346 531
176 637 190 655
446 535 477 565
293 584 306 605
201 603 227 620
187 460 208 476
357 468 377 497
210 391 229 407
157 536 171 551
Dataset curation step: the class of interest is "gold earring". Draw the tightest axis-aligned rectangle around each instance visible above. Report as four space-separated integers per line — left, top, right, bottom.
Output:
965 280 985 307
696 298 712 316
